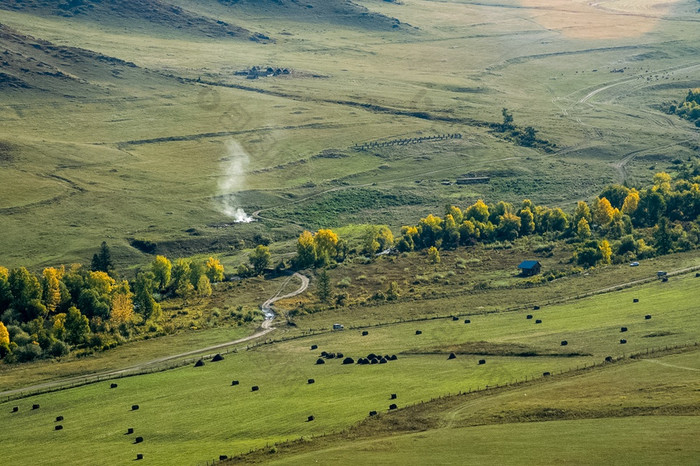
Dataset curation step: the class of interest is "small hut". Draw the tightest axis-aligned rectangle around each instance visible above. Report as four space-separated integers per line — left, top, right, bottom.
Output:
518 260 541 277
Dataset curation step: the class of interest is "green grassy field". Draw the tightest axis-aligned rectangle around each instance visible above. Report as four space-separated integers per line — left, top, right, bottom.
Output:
1 272 697 464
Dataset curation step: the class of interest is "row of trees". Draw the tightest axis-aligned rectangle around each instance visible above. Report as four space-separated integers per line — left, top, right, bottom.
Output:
0 250 227 363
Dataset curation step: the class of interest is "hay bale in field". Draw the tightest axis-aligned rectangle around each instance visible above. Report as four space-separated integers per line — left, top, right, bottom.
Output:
311 345 318 350
251 386 259 391
633 298 639 303
696 272 700 277
526 315 533 319
56 416 63 422
535 319 542 324
478 359 485 365
645 315 652 320
533 305 540 310
308 378 315 384
316 358 325 365
362 331 369 336
620 339 627 344
136 454 143 460
232 380 239 386
543 372 551 376
12 407 18 413
605 356 613 362
620 327 627 332
389 404 397 410
307 415 315 422
561 341 568 346
391 394 397 400
342 357 354 365
134 436 143 444
448 353 457 360
55 425 63 431
127 428 134 435
194 359 205 367
219 456 228 461
369 411 377 416
32 404 40 410
464 319 471 324
415 330 422 335
110 383 118 389
131 405 139 411
212 353 224 362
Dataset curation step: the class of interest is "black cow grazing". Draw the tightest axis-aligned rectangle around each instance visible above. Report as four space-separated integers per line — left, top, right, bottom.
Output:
535 319 542 324
219 456 228 461
232 380 239 386
342 357 354 365
316 358 325 365
464 319 471 324
390 355 398 361
526 315 533 319
645 315 652 320
389 404 397 410
55 425 63 431
362 331 369 336
561 341 568 346
415 330 422 335
134 437 143 444
452 316 459 321
320 351 328 357
32 404 40 410
56 416 63 422
325 353 336 359
136 454 143 460
371 359 379 364
212 354 224 362
308 379 315 384
605 356 613 362
369 411 378 416
12 407 18 413
696 272 700 277
533 305 540 310
252 386 259 391
391 394 397 400
307 415 315 422
633 298 639 303
194 359 205 367
478 359 485 365
621 327 628 332
127 428 134 435
336 353 344 359
311 345 318 350
543 372 551 376
448 353 457 360
131 405 139 411
379 358 387 364
110 383 118 389
368 353 378 360
620 339 627 344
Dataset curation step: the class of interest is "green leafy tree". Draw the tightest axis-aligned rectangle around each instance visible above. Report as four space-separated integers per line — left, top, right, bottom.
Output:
9 267 46 322
171 259 192 297
577 217 591 239
64 306 90 345
386 281 401 301
249 245 271 276
427 246 440 264
500 107 514 132
196 275 212 302
134 272 161 322
496 212 521 240
654 217 672 254
519 207 535 236
90 241 114 275
316 269 332 303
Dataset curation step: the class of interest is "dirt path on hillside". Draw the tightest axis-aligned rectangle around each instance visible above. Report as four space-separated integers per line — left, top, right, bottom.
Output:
0 272 309 398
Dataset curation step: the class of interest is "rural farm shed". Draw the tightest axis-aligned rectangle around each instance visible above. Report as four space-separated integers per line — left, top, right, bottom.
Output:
518 260 541 276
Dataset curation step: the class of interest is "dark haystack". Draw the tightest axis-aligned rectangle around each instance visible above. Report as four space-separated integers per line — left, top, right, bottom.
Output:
212 353 224 362
127 428 134 434
526 315 533 319
337 353 344 359
389 404 397 410
464 319 471 324
251 386 259 391
452 316 459 321
379 358 387 364
448 353 457 360
535 319 542 324
696 272 700 277
32 404 40 410
342 357 354 365
662 277 668 282
368 353 378 360
534 305 540 310
362 331 369 336
134 436 143 444
391 394 397 400
311 345 318 350
307 415 315 422
645 315 652 320
316 358 325 365
55 425 63 431
415 330 422 335
12 407 18 413
232 380 239 386
56 416 63 422
194 359 205 367
369 410 378 416
620 339 627 344
320 351 328 357
371 358 379 364
219 456 228 461
620 327 627 332
110 383 118 388
390 355 398 361
478 359 485 365
132 405 139 411
136 454 143 460
605 356 613 362
543 372 551 376
308 378 315 384
633 298 639 303
561 341 568 346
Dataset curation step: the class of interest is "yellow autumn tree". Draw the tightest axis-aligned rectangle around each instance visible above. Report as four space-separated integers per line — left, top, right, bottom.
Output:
87 271 115 296
599 239 612 264
427 246 440 264
577 217 591 239
0 266 8 281
592 197 615 226
652 172 671 194
622 189 640 215
0 321 9 345
314 229 339 264
151 255 172 291
42 267 63 313
465 199 489 223
205 257 225 282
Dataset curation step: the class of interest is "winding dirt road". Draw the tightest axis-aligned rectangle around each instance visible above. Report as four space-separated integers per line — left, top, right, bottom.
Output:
0 272 309 398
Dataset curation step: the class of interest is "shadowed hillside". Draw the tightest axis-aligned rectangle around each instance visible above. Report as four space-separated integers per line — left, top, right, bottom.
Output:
0 0 270 41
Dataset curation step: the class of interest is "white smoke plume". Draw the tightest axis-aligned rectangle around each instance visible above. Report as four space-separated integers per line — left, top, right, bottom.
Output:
217 140 254 223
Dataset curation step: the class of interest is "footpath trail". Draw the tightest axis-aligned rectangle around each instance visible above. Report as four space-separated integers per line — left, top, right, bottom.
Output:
0 272 309 398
